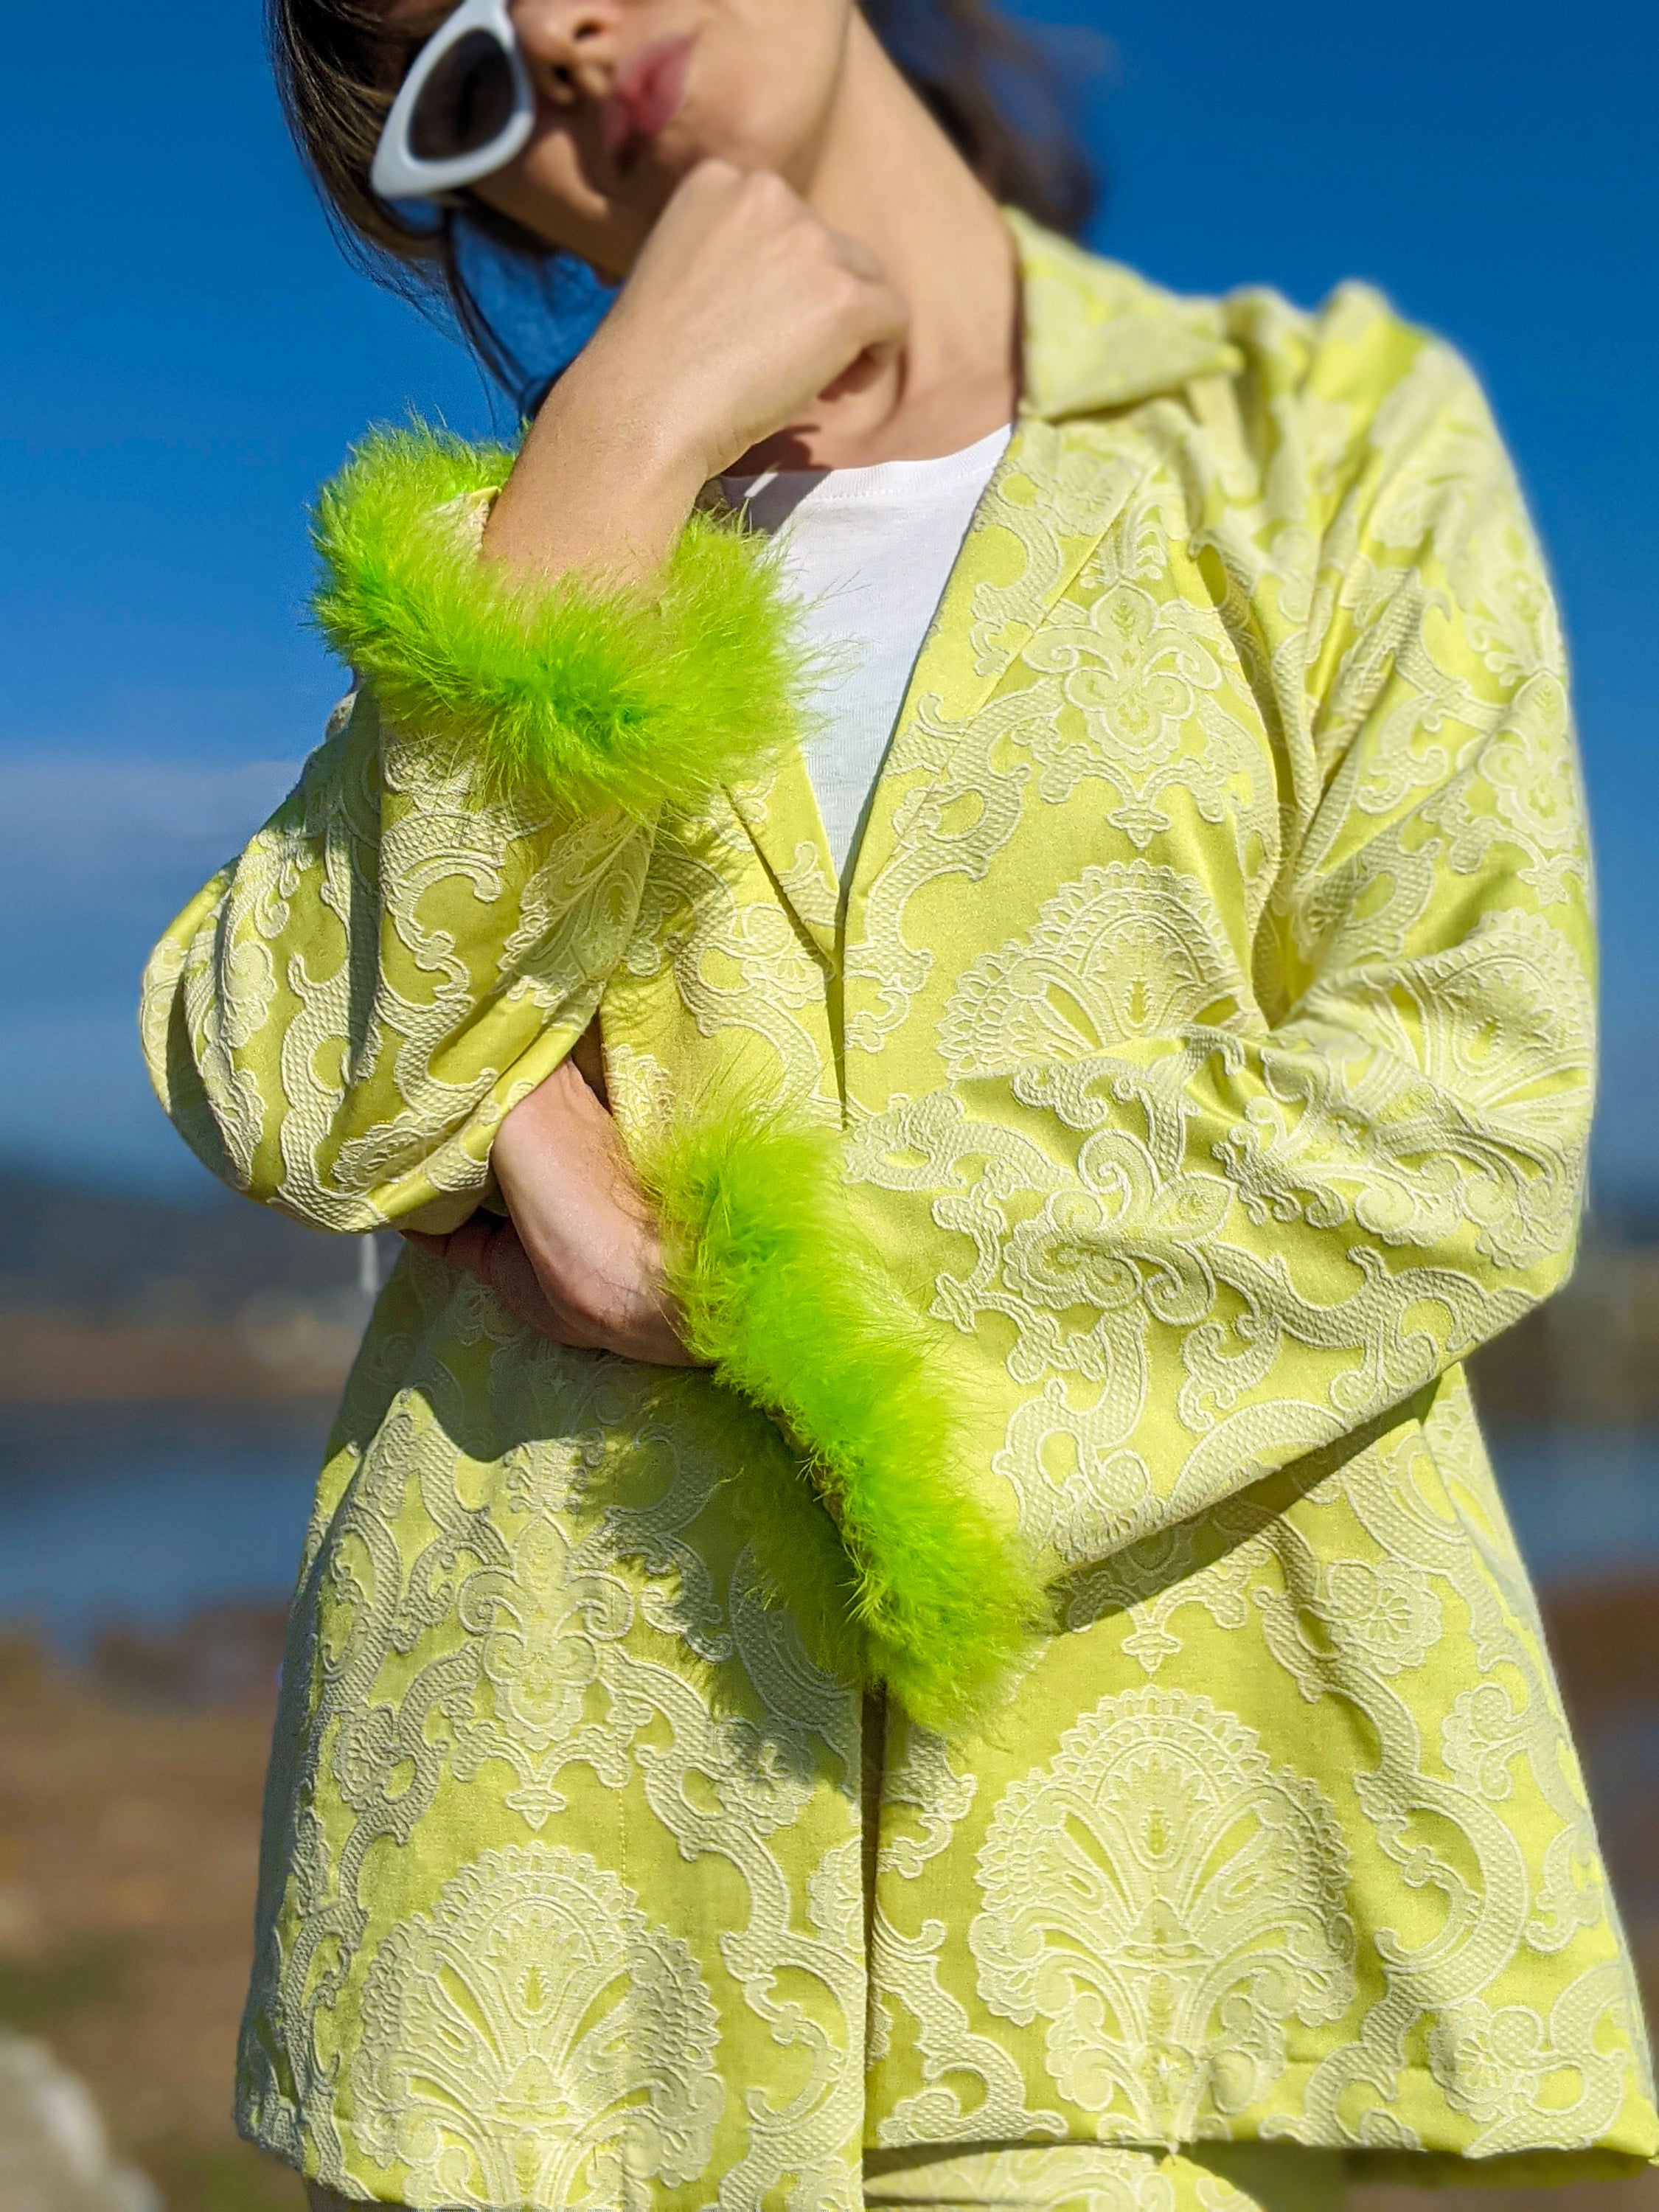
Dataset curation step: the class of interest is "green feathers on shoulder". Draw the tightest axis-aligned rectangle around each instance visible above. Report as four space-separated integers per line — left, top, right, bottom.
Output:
310 425 807 818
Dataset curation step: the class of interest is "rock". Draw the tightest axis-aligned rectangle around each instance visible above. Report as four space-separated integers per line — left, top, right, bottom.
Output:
0 2031 159 2212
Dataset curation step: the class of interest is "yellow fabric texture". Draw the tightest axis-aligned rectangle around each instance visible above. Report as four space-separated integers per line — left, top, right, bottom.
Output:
310 2140 1346 2212
144 214 1657 2208
863 2143 1345 2212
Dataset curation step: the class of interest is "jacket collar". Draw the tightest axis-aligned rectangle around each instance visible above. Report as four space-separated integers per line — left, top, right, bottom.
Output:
1006 209 1242 421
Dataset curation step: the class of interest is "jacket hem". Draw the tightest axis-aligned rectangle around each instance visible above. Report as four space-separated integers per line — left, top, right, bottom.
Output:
234 2102 1658 2211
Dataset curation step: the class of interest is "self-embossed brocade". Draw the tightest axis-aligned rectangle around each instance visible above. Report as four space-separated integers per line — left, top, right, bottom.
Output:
143 215 1657 2205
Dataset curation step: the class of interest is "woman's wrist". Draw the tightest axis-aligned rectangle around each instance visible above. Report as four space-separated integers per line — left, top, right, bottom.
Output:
481 355 712 591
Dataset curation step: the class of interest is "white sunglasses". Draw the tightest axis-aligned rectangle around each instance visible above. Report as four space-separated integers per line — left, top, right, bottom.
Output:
371 0 536 201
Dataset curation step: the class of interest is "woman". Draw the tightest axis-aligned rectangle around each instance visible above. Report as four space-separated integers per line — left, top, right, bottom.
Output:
142 1 1657 2207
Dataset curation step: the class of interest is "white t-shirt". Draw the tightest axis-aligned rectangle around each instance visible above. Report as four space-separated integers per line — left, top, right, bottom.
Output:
722 422 1013 880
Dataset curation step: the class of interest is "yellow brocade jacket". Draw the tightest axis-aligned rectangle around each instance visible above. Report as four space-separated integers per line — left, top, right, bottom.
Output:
143 215 1657 2208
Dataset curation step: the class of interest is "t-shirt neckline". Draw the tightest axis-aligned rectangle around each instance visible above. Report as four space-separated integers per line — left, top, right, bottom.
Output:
722 421 1014 506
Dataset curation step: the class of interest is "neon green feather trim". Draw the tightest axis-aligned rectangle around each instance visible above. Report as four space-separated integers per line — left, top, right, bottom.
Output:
642 1102 1047 1735
659 1371 872 1691
310 424 806 818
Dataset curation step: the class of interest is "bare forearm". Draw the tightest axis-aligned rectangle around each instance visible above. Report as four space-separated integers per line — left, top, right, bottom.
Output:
479 351 708 589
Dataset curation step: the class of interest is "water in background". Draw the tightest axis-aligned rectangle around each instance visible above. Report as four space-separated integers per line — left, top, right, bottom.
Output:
3 1402 1656 1649
1 1403 328 1648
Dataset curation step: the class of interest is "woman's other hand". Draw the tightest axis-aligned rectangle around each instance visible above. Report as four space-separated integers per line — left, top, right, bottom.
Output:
481 159 909 585
404 1056 696 1367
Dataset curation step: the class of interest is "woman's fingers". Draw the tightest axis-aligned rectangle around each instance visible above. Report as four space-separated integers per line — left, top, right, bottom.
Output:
478 1219 611 1349
551 158 911 484
406 1211 613 1351
407 1207 695 1364
825 225 909 358
491 157 915 582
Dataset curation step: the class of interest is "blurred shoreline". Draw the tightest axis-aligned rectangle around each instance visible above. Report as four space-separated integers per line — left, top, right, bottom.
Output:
4 1165 1658 1422
0 1310 356 1404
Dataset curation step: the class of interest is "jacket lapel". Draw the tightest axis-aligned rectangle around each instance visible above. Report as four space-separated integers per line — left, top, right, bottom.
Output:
846 416 1141 818
840 220 1243 954
725 212 1242 975
725 752 841 964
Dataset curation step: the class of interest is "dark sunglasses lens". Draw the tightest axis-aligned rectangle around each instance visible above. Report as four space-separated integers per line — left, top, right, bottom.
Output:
408 29 517 161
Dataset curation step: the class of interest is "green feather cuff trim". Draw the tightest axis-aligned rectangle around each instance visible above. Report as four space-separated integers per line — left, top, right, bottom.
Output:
643 1103 1046 1735
310 424 806 818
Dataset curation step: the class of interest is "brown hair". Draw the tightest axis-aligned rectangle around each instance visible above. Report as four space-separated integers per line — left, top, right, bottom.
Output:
268 0 1103 411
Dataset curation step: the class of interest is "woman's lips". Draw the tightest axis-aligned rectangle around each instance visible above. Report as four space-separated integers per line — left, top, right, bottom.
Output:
602 35 695 158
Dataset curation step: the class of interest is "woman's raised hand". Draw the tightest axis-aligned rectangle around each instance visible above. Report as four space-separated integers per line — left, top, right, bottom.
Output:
481 160 909 584
590 159 911 480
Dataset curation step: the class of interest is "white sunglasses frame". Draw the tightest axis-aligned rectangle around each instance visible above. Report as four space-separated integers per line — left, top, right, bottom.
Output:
370 0 537 201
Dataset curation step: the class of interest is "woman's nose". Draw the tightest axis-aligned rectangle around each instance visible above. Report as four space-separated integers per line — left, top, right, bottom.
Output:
509 0 622 105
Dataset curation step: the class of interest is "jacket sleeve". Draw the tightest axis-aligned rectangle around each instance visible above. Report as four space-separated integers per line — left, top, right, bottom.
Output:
835 319 1595 1579
140 425 807 1233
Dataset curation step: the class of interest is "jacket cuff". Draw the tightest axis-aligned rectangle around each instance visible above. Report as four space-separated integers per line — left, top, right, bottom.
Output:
644 1102 1046 1735
310 425 807 819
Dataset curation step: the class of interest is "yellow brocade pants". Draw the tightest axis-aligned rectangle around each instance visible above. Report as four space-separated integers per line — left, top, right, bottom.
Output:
307 2144 1346 2212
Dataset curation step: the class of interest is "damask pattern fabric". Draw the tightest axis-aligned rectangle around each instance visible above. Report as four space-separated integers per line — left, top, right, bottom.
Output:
143 213 1658 2208
862 2140 1346 2212
307 2138 1348 2211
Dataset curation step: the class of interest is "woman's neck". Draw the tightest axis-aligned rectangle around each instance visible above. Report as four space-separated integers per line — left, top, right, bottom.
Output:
736 14 1020 472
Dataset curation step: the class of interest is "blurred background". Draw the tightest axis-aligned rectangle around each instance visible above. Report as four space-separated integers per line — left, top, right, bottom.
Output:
2 0 1656 2205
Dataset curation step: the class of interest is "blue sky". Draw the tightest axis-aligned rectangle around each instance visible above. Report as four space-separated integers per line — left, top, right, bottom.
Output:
3 0 1655 1201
